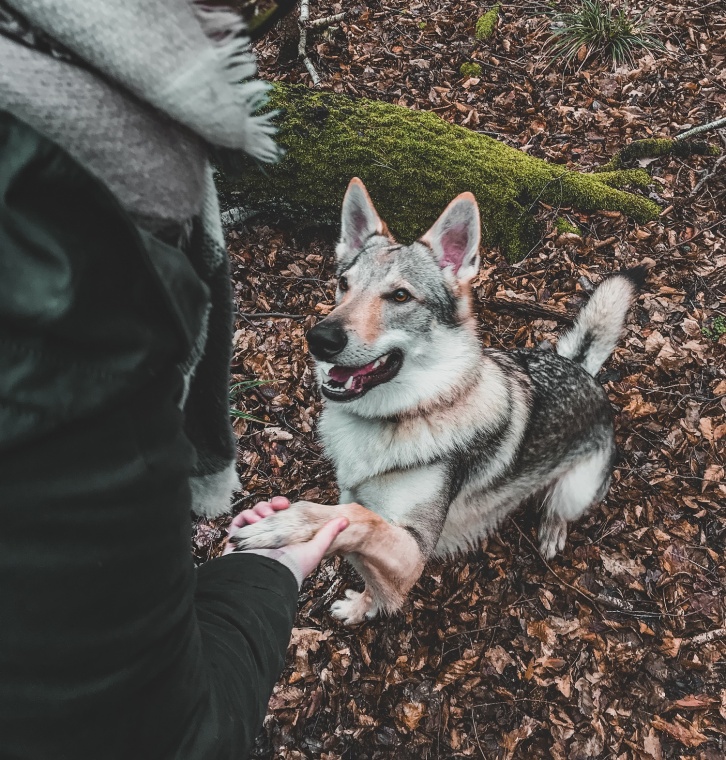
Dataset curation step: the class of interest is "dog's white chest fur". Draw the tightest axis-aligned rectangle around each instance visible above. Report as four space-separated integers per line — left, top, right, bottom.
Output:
318 359 516 523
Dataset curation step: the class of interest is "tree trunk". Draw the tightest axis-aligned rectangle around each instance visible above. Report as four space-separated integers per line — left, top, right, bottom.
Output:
217 83 662 260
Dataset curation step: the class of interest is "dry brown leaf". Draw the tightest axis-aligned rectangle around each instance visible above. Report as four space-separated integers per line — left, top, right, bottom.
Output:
644 330 666 354
527 619 556 647
654 340 680 371
651 716 708 747
601 551 646 580
624 392 658 418
268 686 305 711
435 648 480 689
681 317 701 337
485 645 515 675
395 701 427 732
670 695 719 710
702 464 724 493
501 715 538 759
643 728 664 760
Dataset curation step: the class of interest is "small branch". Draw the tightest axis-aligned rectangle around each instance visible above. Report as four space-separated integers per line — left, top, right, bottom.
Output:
298 0 321 87
593 235 619 249
479 295 574 325
688 627 726 646
307 12 346 29
675 117 726 142
301 56 321 86
597 137 719 172
297 2 346 87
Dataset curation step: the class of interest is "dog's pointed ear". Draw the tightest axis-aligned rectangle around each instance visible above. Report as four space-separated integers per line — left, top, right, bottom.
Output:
420 192 481 282
337 178 386 266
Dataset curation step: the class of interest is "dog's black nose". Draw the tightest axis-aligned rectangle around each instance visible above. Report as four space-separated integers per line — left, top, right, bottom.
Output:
307 321 348 360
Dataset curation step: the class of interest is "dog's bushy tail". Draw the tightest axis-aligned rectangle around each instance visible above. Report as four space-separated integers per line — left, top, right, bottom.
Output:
557 266 646 376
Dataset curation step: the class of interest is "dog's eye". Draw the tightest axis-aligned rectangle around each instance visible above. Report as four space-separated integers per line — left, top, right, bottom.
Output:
339 276 349 292
391 289 412 303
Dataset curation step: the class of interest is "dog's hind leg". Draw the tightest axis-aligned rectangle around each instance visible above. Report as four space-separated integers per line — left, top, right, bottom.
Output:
230 500 425 624
539 448 613 560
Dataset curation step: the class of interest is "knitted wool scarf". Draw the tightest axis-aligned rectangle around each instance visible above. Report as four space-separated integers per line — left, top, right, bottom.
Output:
0 0 273 516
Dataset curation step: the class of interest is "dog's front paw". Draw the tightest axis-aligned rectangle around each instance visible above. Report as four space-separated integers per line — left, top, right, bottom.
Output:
330 589 377 625
230 508 316 551
539 514 568 560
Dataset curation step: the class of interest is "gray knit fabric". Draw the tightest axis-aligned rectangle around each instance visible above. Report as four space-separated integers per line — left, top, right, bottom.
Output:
0 34 208 228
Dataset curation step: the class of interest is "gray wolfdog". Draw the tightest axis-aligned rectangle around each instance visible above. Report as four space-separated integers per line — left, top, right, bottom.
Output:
231 177 644 625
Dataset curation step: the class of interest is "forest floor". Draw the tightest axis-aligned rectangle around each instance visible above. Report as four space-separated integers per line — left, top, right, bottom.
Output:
194 1 726 757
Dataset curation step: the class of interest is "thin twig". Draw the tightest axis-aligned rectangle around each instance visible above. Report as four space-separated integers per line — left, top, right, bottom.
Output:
238 312 308 320
690 152 726 196
593 235 618 249
508 518 603 616
690 130 726 197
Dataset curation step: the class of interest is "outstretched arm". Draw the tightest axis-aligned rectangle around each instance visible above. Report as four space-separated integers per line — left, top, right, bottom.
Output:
229 499 428 625
191 499 348 757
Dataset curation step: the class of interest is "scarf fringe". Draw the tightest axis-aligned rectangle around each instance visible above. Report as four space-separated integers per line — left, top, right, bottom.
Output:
188 1 280 162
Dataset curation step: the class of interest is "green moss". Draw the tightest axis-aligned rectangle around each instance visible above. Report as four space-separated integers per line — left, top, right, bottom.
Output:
218 84 661 261
555 217 580 235
459 62 483 78
476 4 501 40
598 138 721 172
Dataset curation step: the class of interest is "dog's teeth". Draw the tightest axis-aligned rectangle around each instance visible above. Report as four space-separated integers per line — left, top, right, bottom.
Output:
372 354 388 370
344 377 354 390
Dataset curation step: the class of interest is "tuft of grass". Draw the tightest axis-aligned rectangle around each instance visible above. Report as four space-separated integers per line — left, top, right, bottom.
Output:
701 316 726 342
229 379 270 423
547 0 664 69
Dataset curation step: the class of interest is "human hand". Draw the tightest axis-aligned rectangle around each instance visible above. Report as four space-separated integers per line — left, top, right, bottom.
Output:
223 496 348 579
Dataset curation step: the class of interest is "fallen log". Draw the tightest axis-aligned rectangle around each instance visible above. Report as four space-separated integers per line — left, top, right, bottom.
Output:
217 83 662 260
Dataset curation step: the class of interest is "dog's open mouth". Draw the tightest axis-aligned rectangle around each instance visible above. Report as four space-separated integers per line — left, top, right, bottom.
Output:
320 350 403 401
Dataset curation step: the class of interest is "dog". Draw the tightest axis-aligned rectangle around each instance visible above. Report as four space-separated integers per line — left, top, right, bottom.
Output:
230 177 644 625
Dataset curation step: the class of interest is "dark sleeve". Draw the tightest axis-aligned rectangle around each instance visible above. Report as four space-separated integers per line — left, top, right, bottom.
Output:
0 112 299 760
191 554 299 758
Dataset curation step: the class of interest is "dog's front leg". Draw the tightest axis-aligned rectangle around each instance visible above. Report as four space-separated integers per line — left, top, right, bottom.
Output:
229 500 425 624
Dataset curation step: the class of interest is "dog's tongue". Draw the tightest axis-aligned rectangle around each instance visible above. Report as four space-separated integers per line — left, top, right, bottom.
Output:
329 359 377 383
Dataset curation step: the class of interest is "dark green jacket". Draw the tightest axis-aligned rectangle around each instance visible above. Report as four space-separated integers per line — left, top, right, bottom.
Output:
0 111 297 759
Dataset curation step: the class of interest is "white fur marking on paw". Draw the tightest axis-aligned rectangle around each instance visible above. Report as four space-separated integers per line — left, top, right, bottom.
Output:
330 589 376 625
539 515 568 560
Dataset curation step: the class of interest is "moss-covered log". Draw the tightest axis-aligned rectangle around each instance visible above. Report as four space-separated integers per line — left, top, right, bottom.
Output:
218 84 662 260
597 137 720 172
